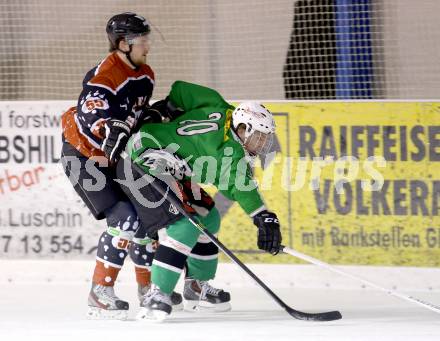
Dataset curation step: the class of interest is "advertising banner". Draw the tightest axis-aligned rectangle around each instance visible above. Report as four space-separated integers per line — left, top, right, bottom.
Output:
220 102 440 266
0 101 106 258
1 101 439 266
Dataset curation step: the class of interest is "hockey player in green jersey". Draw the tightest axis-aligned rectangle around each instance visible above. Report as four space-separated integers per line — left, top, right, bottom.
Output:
118 80 282 321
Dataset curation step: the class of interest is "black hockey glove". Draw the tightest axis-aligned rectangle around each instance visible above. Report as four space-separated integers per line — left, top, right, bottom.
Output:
131 107 163 133
101 119 131 163
151 97 185 122
140 107 163 124
253 210 282 255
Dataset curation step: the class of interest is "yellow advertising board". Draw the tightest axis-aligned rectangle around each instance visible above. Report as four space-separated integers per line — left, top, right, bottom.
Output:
218 102 440 266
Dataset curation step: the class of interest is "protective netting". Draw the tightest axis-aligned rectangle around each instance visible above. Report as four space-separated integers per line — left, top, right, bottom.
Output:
0 0 439 101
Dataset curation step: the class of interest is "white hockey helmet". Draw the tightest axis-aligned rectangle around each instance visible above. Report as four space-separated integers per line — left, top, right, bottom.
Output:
232 101 275 155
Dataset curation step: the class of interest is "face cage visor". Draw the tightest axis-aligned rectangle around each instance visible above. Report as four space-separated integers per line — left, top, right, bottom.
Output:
244 130 274 156
125 33 151 48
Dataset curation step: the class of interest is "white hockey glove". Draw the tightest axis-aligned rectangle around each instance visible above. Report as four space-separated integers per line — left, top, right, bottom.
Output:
139 148 192 180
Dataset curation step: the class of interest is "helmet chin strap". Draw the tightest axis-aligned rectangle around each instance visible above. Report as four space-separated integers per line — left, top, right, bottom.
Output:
232 125 246 145
231 126 258 162
243 124 254 144
118 44 140 71
233 125 255 156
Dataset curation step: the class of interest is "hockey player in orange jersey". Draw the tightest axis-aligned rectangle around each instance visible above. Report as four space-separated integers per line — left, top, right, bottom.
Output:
60 12 181 320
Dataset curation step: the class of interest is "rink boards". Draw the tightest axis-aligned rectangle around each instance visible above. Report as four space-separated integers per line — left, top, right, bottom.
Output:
0 100 439 266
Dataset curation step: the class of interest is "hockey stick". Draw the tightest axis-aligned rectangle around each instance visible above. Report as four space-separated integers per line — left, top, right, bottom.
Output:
120 151 342 321
281 245 440 315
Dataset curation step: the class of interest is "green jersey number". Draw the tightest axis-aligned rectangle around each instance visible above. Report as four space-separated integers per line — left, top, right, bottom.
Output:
176 112 222 136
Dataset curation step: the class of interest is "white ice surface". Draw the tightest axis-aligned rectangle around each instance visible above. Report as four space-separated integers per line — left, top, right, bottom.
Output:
1 261 440 341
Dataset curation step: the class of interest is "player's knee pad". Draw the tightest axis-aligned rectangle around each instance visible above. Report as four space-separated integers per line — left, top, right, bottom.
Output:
105 201 140 240
129 237 156 267
96 231 128 266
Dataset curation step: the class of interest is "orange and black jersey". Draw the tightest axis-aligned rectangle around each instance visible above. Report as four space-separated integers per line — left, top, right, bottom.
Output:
62 52 155 158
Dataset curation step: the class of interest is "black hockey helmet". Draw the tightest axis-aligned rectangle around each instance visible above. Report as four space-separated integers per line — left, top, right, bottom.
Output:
106 12 150 50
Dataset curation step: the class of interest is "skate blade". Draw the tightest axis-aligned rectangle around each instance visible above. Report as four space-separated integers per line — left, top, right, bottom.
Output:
184 300 231 313
172 301 184 311
86 306 128 320
136 307 169 322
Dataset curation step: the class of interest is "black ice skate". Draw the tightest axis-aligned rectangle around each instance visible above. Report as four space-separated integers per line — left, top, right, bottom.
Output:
87 283 129 320
138 284 183 310
183 278 231 312
136 284 172 322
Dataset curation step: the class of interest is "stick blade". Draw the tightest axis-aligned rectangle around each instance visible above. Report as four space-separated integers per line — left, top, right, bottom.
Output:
286 307 342 321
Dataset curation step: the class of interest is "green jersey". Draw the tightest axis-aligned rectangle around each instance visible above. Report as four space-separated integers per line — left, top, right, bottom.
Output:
130 81 265 216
